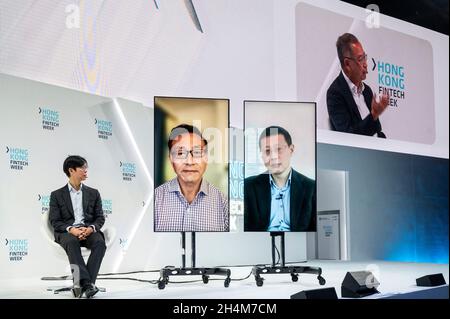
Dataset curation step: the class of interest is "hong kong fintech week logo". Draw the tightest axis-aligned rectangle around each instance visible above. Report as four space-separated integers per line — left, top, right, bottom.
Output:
95 118 113 140
102 199 113 217
39 107 60 131
5 239 28 262
6 146 29 170
39 194 50 214
372 57 406 108
120 161 136 181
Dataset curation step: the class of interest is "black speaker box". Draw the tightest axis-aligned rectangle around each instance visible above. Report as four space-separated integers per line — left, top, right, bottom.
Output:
416 273 446 287
290 287 338 299
341 271 380 298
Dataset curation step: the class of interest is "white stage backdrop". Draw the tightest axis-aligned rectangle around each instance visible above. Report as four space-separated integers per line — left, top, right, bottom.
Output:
0 73 155 278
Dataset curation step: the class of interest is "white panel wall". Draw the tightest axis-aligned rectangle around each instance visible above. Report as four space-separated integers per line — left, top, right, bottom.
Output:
307 169 349 260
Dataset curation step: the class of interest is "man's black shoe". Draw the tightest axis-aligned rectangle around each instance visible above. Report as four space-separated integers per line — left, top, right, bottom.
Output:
71 285 83 298
84 284 100 298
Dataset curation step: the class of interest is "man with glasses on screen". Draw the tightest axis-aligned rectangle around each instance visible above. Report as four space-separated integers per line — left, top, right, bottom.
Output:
154 124 229 232
327 33 389 137
244 126 316 232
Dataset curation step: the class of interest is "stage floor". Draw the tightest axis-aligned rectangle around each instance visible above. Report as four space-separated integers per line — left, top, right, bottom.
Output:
0 260 448 299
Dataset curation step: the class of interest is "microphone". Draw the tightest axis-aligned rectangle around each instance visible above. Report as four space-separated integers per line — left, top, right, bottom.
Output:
275 193 283 200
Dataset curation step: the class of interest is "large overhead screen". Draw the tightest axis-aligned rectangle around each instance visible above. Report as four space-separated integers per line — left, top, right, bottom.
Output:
295 0 449 158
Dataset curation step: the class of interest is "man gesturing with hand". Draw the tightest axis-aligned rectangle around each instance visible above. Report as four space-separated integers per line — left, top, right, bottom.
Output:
371 92 389 122
327 33 389 138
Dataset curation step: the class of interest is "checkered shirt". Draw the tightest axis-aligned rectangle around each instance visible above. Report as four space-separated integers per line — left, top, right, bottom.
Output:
154 178 229 232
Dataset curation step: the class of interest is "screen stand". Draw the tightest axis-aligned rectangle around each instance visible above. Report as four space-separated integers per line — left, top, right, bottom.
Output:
158 232 231 289
251 232 326 287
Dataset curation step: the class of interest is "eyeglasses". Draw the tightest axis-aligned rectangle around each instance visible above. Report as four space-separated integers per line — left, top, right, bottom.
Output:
344 53 367 64
262 144 289 156
171 148 206 159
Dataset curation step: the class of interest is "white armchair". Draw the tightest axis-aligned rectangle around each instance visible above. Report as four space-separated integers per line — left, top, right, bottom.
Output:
40 211 116 295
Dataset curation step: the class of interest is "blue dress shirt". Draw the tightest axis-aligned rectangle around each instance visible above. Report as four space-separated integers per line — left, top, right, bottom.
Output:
267 170 292 231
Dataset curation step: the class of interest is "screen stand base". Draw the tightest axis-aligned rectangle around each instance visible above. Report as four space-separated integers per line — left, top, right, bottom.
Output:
157 232 231 289
251 232 326 287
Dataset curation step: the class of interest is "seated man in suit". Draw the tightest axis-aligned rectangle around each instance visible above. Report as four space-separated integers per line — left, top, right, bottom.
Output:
49 155 106 298
244 126 316 232
327 32 389 138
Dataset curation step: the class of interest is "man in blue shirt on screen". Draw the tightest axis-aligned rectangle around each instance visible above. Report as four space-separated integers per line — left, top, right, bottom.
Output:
154 124 229 232
244 126 316 232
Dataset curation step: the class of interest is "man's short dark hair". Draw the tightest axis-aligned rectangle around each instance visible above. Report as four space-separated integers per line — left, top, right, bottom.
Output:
167 124 208 151
259 126 292 148
63 155 87 177
336 33 360 68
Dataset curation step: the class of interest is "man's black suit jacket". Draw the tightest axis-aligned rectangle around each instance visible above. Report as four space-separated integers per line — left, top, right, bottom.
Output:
327 72 386 138
244 169 316 232
49 184 105 236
